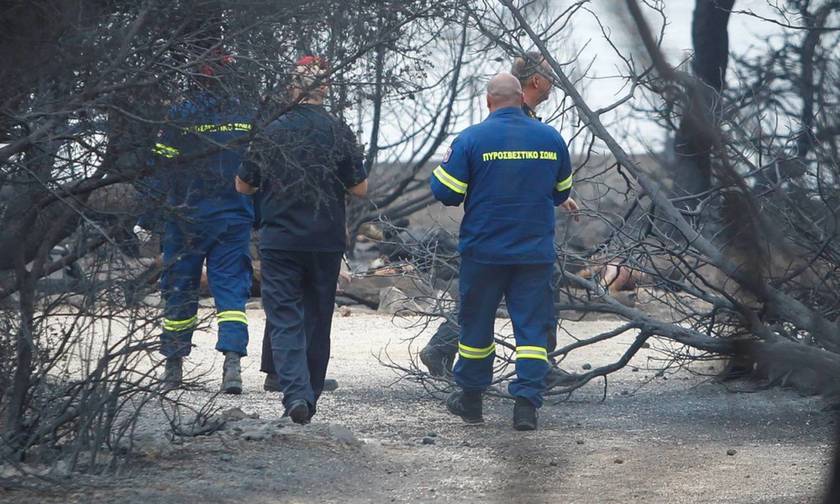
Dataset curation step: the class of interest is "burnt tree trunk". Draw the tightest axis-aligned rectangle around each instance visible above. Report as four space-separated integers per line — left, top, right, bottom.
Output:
672 0 735 210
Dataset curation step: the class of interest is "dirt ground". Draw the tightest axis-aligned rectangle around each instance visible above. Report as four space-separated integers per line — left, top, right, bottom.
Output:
2 310 835 504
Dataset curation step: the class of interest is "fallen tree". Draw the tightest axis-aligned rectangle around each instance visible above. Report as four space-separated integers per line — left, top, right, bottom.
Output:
386 0 840 407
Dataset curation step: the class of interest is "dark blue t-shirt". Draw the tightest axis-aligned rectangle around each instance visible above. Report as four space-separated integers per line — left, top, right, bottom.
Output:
238 104 366 252
430 106 572 264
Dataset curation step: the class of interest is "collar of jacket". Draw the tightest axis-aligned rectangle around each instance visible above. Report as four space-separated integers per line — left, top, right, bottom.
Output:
488 106 527 119
521 103 542 121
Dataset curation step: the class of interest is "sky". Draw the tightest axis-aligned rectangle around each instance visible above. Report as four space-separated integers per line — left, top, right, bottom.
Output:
367 1 791 161
565 0 785 151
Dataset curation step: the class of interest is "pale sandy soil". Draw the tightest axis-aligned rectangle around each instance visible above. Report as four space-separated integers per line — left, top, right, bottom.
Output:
2 309 834 504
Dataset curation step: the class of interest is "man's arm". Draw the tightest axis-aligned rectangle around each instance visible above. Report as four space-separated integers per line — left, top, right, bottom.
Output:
430 135 470 207
551 132 579 221
337 122 368 198
552 132 572 204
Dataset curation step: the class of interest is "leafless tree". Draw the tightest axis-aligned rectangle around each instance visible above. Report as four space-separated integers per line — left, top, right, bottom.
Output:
380 1 840 424
0 0 461 482
4 0 840 494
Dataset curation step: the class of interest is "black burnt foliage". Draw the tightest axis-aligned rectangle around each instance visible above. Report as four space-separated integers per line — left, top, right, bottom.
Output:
0 0 461 483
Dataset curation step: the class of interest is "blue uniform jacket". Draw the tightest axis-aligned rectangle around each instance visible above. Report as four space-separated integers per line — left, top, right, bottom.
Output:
140 93 254 228
430 106 573 264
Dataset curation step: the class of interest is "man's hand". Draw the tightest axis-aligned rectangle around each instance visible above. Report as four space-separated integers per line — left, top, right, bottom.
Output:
560 197 579 222
235 176 258 195
348 179 368 198
133 224 152 243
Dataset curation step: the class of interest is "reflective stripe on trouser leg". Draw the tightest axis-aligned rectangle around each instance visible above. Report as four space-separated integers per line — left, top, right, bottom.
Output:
514 346 549 405
516 346 548 361
453 343 496 392
218 310 248 324
160 222 205 358
206 223 253 356
453 258 508 392
216 309 249 357
459 342 496 359
161 316 198 358
164 316 198 332
505 262 554 408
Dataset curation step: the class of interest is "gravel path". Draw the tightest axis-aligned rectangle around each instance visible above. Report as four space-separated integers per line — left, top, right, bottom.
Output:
5 310 834 503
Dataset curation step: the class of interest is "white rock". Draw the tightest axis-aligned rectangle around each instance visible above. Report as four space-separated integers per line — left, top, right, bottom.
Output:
143 293 162 308
377 287 421 314
327 425 362 447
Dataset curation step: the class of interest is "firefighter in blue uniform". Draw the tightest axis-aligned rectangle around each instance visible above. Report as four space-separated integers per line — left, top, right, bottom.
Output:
419 51 579 387
430 73 574 431
138 53 254 394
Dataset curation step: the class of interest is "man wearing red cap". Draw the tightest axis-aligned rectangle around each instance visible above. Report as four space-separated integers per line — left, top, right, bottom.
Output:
236 56 367 424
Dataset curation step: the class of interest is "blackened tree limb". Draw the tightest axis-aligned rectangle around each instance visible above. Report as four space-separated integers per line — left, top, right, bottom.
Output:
500 0 840 353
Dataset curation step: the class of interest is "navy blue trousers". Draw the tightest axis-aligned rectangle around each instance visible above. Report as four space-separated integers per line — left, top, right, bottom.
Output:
454 257 553 407
159 221 252 358
260 249 342 409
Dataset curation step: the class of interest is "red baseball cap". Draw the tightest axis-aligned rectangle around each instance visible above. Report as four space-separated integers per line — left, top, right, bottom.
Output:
199 49 235 77
296 55 328 69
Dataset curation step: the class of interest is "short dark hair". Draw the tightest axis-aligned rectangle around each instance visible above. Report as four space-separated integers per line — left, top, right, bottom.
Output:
511 51 545 85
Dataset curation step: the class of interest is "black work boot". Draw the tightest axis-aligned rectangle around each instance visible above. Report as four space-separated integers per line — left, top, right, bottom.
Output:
263 372 281 392
221 352 242 395
162 357 183 391
420 345 455 377
446 389 483 424
283 399 310 425
513 397 538 431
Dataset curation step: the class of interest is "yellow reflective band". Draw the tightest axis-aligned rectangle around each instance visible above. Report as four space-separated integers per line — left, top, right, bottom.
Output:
515 345 548 361
217 310 248 325
185 122 252 133
153 143 180 158
163 316 197 332
458 342 496 360
433 166 468 195
555 174 573 192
